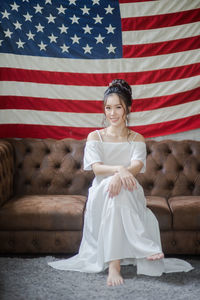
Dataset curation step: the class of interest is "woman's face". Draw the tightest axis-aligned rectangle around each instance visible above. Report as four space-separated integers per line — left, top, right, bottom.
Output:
104 93 126 127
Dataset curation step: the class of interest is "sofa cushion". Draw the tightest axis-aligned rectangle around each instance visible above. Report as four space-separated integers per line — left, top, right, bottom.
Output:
0 195 86 231
146 196 172 230
168 196 200 230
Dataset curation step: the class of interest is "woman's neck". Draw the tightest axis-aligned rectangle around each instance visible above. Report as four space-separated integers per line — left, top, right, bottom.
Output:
104 126 129 141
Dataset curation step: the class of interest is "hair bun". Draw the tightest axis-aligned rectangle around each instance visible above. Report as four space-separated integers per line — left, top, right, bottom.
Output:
109 79 132 98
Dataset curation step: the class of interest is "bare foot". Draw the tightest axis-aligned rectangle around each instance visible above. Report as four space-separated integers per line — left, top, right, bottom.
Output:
107 260 124 286
147 253 164 261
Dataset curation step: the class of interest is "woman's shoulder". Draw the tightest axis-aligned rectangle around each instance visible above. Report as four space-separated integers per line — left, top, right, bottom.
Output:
129 130 145 142
87 130 100 142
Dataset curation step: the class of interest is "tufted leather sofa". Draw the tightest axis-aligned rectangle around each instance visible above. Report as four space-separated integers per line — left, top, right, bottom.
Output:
0 138 200 255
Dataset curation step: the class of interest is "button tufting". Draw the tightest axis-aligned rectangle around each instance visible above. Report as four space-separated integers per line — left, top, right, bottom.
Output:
171 240 176 246
65 147 71 153
54 163 61 169
55 239 60 245
32 239 38 247
45 148 50 154
9 240 14 247
26 147 31 153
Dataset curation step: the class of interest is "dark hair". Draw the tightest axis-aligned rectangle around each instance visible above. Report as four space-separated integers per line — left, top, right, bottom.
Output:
103 79 132 114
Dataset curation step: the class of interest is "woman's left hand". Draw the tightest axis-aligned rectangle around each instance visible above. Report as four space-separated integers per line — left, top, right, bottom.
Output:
117 167 137 191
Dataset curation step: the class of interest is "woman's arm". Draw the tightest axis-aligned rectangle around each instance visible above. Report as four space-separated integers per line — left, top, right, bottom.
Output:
91 160 143 177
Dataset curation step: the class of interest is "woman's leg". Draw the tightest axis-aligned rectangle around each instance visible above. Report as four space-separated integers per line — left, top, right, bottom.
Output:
107 259 124 286
147 253 164 261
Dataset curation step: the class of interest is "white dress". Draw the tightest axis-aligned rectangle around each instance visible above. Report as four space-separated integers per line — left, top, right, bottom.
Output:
48 133 193 276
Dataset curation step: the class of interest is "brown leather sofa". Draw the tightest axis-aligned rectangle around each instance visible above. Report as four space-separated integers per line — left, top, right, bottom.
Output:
0 138 200 255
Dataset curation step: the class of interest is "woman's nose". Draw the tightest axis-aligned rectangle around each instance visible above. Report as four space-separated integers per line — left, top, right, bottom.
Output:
110 109 115 115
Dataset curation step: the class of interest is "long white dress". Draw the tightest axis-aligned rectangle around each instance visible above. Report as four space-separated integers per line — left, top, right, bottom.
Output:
48 134 193 276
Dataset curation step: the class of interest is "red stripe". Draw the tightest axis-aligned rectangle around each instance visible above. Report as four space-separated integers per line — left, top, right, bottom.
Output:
123 35 200 58
133 114 200 138
132 88 200 112
1 87 199 113
1 62 200 86
0 115 199 139
121 9 200 31
0 96 103 113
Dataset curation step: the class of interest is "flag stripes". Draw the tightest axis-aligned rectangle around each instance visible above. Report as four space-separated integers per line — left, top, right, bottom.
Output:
0 0 199 139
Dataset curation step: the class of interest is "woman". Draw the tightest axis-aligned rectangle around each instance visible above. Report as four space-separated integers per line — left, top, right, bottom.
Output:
48 79 193 286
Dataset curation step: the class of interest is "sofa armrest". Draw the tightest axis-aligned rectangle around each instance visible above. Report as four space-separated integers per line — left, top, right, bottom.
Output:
0 140 14 207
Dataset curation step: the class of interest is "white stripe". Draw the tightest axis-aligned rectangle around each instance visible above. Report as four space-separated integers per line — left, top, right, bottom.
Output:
0 101 199 127
1 75 199 100
150 129 200 141
133 75 200 99
122 22 200 45
130 101 200 126
120 0 200 18
0 49 200 73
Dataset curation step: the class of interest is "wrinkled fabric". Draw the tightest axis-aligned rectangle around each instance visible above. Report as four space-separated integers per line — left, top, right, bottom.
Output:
48 141 193 276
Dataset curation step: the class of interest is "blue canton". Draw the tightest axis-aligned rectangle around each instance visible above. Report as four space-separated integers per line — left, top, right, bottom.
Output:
0 0 123 59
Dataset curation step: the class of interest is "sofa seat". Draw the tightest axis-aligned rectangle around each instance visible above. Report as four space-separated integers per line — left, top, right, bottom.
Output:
146 196 172 230
0 195 86 231
168 196 200 230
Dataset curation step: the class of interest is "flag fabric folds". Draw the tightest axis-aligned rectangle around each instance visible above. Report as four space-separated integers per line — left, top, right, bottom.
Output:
0 0 200 140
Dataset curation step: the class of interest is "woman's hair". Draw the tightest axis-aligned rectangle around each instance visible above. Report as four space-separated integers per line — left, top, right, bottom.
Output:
103 79 132 114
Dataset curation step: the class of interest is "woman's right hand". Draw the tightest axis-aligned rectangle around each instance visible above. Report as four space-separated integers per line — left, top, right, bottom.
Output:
107 173 122 198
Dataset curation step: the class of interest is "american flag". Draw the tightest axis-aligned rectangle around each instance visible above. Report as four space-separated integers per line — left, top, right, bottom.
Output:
0 0 200 140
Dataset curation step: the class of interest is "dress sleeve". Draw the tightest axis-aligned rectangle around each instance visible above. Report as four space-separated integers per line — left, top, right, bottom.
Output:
131 142 147 173
83 141 103 171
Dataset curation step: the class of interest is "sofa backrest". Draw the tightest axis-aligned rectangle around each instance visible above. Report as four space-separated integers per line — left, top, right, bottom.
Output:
7 138 200 199
9 138 94 197
139 140 200 198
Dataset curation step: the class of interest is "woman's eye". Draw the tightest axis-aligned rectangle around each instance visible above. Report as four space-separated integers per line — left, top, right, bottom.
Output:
105 107 110 110
117 106 122 109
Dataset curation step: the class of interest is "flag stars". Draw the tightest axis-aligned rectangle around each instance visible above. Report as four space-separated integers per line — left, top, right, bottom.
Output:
70 15 80 24
35 23 45 33
57 5 66 14
80 5 90 15
1 10 11 19
48 33 58 43
92 0 100 5
0 40 3 46
105 24 116 34
4 28 13 38
16 39 25 49
10 2 20 11
105 5 114 14
93 14 103 24
69 0 77 5
38 41 47 51
34 4 43 14
45 0 52 4
106 44 116 54
26 30 35 40
23 12 33 22
46 14 56 24
70 34 81 44
83 24 93 34
83 44 93 54
58 24 68 34
13 21 22 30
95 34 105 44
60 43 69 53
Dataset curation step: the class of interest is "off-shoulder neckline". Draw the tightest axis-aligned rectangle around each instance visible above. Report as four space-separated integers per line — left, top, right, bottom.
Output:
86 140 145 145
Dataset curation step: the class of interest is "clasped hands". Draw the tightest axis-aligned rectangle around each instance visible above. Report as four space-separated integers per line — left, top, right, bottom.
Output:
107 166 137 198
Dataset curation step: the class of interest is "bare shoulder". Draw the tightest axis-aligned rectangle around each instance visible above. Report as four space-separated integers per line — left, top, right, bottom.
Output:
87 130 99 141
129 130 145 142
